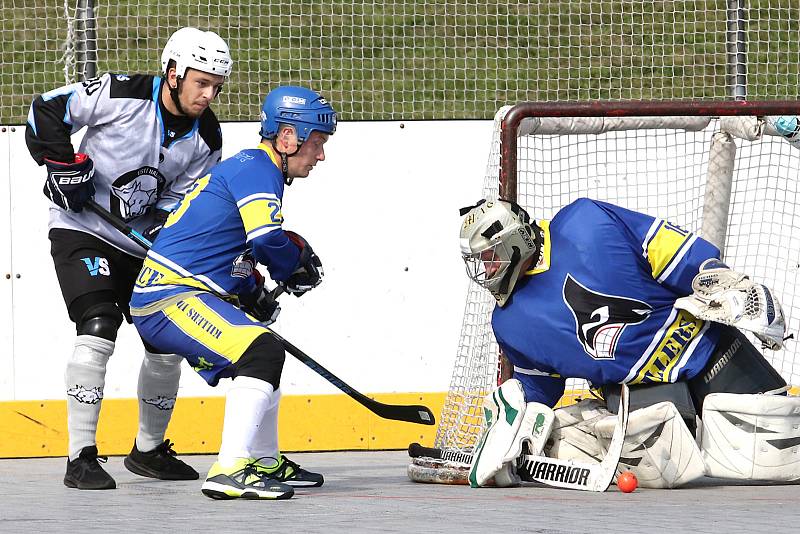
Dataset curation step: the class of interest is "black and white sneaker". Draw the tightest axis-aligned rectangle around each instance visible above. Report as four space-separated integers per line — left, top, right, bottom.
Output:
253 455 324 487
124 439 199 480
64 446 116 490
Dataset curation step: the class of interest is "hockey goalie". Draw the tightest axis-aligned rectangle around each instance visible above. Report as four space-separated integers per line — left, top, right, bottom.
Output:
417 197 798 490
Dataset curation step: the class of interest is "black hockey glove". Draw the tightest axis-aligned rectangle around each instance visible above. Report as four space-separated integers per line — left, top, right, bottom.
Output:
280 230 324 297
239 270 281 325
42 153 95 212
142 209 171 243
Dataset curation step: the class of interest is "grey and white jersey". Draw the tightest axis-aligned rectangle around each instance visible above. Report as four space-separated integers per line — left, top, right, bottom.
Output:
26 73 222 258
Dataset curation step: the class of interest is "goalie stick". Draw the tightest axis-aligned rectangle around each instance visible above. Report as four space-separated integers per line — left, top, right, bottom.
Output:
89 200 436 426
408 383 629 491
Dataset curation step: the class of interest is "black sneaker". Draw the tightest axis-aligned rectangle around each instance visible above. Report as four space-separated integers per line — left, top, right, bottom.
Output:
253 455 324 487
64 446 116 490
124 439 199 480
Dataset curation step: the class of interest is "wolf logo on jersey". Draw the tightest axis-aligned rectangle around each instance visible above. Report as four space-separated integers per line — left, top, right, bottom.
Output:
110 166 166 220
563 274 652 360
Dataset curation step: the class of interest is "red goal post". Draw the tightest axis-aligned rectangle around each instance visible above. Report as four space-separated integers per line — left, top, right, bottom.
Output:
435 100 800 454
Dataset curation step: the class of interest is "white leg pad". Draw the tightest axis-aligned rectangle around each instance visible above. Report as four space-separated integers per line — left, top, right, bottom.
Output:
596 401 706 488
701 392 800 481
468 379 554 487
545 399 610 464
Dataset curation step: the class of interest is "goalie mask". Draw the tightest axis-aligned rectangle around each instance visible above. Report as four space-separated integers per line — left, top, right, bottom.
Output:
459 199 541 306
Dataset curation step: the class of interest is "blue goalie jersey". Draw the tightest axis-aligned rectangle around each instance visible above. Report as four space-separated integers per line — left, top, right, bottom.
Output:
493 198 723 407
130 143 303 308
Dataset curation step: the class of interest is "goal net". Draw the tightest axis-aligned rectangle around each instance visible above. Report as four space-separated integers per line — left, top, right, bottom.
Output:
435 101 800 453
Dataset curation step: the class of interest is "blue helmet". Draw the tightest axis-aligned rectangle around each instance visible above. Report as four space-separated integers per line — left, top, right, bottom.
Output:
259 86 337 142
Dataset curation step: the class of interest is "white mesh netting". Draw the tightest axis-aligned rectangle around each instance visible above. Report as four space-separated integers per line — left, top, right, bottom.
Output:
436 105 800 452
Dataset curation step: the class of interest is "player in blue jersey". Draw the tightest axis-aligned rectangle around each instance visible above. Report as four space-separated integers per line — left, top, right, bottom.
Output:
130 85 336 500
459 198 797 489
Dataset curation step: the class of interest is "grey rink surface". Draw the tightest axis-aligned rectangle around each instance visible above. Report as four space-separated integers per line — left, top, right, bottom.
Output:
0 451 797 534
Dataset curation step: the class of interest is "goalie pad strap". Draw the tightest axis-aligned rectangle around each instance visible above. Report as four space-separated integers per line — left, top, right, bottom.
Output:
701 392 800 481
596 401 706 488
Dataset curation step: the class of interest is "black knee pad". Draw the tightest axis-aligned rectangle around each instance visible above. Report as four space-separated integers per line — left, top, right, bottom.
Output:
602 381 698 433
233 333 286 389
77 302 124 341
689 326 787 412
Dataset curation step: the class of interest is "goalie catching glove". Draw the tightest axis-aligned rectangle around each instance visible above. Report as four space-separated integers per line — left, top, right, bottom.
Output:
279 231 324 296
674 259 787 350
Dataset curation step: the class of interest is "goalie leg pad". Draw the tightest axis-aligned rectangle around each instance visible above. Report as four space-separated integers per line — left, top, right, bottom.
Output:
468 379 554 487
700 392 800 481
545 399 610 463
596 401 706 488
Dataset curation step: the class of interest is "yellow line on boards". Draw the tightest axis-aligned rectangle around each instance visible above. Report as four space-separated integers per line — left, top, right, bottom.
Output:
0 392 445 458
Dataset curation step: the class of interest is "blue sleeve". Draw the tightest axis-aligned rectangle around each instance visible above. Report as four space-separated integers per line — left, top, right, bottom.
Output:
225 156 301 282
592 199 720 296
499 342 566 407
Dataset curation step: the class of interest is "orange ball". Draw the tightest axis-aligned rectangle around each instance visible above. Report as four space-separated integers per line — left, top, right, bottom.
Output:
617 471 638 493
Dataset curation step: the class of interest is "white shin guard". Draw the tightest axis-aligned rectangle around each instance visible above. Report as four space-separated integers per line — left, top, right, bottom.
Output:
596 401 706 488
65 335 114 460
136 351 183 452
701 392 800 481
218 376 275 467
249 388 282 465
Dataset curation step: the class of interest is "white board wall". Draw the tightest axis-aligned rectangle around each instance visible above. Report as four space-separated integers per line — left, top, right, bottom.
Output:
0 120 493 401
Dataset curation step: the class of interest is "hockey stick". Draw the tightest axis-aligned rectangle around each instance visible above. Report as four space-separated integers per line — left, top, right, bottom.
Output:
85 199 153 251
90 200 436 425
408 384 629 491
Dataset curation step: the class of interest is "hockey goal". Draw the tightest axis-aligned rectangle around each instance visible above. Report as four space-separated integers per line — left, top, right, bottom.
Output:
435 100 800 454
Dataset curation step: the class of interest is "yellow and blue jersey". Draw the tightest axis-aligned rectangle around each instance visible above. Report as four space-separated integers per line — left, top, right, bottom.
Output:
493 198 723 406
131 143 302 308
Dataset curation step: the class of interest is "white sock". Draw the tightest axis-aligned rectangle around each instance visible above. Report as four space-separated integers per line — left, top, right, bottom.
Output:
135 351 182 452
65 335 114 461
218 376 275 468
249 388 282 466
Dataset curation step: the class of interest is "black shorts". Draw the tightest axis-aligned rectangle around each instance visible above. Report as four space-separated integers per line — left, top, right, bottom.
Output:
49 228 144 324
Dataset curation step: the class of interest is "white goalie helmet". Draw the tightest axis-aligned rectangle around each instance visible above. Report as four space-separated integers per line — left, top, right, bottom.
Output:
160 27 233 79
459 198 541 306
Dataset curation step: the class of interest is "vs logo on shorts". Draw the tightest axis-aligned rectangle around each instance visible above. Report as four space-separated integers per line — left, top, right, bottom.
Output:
81 257 110 277
562 274 652 360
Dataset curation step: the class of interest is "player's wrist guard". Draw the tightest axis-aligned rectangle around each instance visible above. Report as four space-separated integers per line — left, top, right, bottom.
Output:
43 153 95 212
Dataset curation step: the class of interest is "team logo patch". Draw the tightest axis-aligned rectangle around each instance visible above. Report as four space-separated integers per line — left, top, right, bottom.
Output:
142 396 176 411
110 166 166 221
67 384 103 404
563 274 652 360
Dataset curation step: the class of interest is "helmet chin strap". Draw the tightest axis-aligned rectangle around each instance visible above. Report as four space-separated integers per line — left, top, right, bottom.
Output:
167 77 187 116
272 140 301 186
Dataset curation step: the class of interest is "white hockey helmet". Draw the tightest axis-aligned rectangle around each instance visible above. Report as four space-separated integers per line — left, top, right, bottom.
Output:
459 199 540 306
160 27 233 79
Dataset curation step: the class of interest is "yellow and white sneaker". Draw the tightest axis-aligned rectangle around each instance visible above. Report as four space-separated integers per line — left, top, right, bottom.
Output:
252 455 324 487
201 459 294 500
